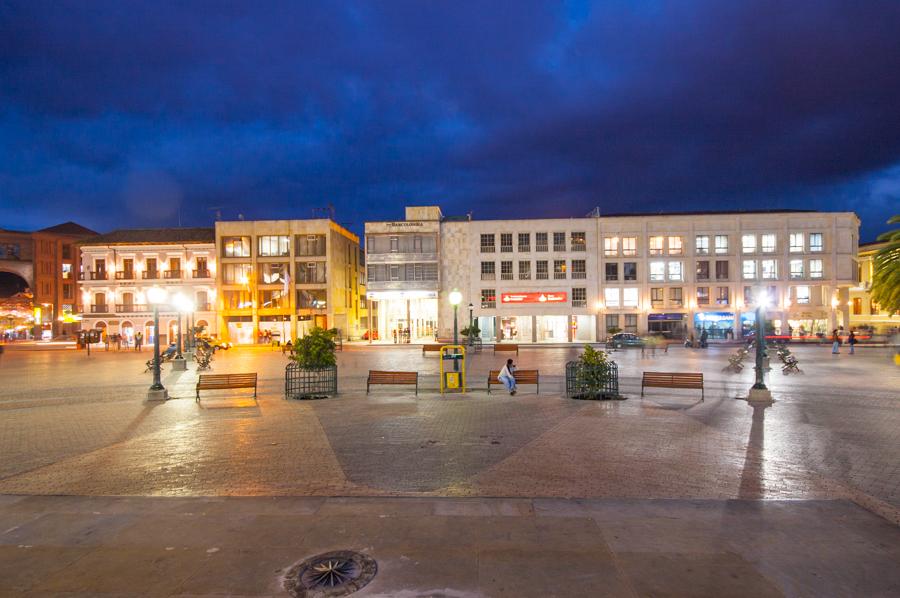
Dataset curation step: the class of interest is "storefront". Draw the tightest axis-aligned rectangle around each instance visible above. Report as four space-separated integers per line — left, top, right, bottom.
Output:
786 310 829 338
367 290 437 343
225 315 254 345
536 315 568 342
693 311 736 340
258 315 291 343
572 315 596 342
648 313 687 338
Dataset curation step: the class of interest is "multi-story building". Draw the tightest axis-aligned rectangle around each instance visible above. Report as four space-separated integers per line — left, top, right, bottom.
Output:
78 228 217 344
849 241 898 334
215 219 362 344
376 207 860 343
364 207 441 342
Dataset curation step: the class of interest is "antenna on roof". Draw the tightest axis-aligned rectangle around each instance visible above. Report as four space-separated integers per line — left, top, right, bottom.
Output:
312 204 336 220
587 206 601 218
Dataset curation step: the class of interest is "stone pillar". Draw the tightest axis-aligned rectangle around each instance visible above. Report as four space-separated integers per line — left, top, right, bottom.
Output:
531 315 537 343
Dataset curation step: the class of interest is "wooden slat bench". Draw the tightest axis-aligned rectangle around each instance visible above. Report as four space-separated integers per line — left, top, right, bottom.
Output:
422 344 445 355
641 372 704 401
367 370 418 395
493 343 519 355
488 369 539 394
196 373 258 402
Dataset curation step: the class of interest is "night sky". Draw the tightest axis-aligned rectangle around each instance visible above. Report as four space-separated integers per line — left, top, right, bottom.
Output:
1 1 899 242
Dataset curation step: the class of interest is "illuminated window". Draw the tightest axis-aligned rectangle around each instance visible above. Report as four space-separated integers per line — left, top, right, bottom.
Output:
667 261 683 281
623 288 639 307
742 234 757 254
571 232 586 251
790 259 804 279
696 235 709 255
716 287 729 305
553 259 567 279
622 237 637 256
809 259 823 279
518 261 531 280
790 233 804 253
604 237 619 256
572 287 587 307
668 287 682 307
651 288 664 307
481 289 496 309
649 236 664 256
697 287 710 305
761 259 778 279
649 261 665 282
715 235 729 254
604 287 620 307
258 235 289 257
668 236 683 255
761 234 776 252
809 233 823 252
742 260 757 280
223 236 251 257
795 286 810 304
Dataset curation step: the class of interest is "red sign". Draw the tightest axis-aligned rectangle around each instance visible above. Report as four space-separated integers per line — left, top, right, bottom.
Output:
500 292 567 304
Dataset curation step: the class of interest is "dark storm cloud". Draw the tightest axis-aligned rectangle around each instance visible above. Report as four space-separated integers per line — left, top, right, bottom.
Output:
0 0 898 240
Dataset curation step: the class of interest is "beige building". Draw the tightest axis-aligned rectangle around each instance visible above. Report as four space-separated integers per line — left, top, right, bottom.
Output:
375 207 860 343
78 228 217 344
215 219 362 344
849 241 898 334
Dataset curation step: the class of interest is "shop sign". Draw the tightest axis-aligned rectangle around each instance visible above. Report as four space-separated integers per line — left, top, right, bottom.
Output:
500 292 567 304
694 311 734 322
648 313 684 321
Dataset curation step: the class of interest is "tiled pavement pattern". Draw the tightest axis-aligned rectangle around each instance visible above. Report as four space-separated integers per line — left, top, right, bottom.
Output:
0 495 898 597
0 344 898 521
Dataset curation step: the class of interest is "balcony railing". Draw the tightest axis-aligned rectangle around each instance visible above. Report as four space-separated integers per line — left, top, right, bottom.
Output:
571 244 586 252
115 271 134 280
193 269 211 279
500 245 513 253
572 299 587 307
115 304 150 313
536 243 548 252
196 303 211 311
480 246 495 253
536 272 548 280
481 272 496 281
518 245 530 252
554 272 567 280
163 270 182 279
572 272 587 279
142 271 160 280
90 304 111 313
80 272 108 281
500 273 513 280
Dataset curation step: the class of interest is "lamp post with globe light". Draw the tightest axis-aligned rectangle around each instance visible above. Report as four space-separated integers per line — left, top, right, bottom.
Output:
467 302 474 345
747 288 773 403
449 290 462 371
172 294 194 370
146 287 168 400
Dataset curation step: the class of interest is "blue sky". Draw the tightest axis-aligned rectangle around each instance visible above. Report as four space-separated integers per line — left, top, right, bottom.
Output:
1 1 898 241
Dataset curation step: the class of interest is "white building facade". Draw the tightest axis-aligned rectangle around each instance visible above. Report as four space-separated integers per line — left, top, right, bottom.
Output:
377 207 860 343
78 228 217 345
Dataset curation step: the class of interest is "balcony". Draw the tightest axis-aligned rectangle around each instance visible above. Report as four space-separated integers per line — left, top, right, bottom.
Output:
480 246 496 253
80 272 108 281
553 272 567 280
500 245 513 253
90 304 111 313
115 304 150 313
163 269 182 279
142 271 160 280
535 244 548 252
500 273 513 281
572 299 587 307
571 244 586 252
518 245 530 252
193 269 211 279
572 272 587 279
481 273 496 281
196 302 212 311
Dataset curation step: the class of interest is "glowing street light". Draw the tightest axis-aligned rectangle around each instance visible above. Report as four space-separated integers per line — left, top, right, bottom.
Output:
746 287 773 403
146 287 168 400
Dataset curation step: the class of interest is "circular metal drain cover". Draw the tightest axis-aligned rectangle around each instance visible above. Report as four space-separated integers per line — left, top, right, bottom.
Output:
284 551 377 597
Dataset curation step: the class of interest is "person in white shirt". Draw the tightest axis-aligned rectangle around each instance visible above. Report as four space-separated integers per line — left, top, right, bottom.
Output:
498 358 517 395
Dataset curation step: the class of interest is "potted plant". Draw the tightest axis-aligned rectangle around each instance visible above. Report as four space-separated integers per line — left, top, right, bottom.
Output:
566 344 622 400
285 327 338 399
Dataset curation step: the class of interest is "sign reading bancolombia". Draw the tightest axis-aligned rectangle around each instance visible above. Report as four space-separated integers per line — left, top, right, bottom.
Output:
386 222 424 227
501 292 567 304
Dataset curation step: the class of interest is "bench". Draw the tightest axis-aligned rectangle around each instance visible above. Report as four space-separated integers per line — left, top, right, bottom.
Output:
422 344 445 355
367 370 418 395
196 373 258 402
487 369 539 394
641 371 704 401
493 343 519 355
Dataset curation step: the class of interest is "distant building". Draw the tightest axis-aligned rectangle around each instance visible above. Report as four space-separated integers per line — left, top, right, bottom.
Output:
78 228 217 345
214 219 362 344
849 241 898 334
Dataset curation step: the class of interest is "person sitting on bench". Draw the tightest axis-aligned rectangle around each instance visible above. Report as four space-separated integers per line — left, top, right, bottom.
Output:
498 358 517 396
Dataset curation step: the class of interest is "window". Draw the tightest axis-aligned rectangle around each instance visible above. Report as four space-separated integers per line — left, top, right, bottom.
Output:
623 288 639 307
258 289 287 309
809 233 823 252
297 235 326 256
259 262 288 284
649 261 665 282
553 232 566 251
604 287 620 307
667 261 683 281
668 236 683 255
480 234 495 253
651 287 664 307
715 235 728 254
481 261 496 280
795 286 810 304
790 233 804 253
761 234 776 253
536 260 548 279
194 257 208 278
696 235 709 255
697 287 710 305
624 314 638 333
696 261 710 281
605 314 620 332
63 283 72 299
500 261 513 280
553 259 567 279
518 261 531 280
223 236 251 257
297 262 326 284
222 263 252 284
297 289 327 309
649 236 664 256
603 237 618 256
572 287 587 307
668 287 683 307
223 290 253 309
743 286 754 306
716 260 729 280
61 244 72 259
145 258 158 278
500 233 513 253
536 232 548 251
761 259 778 279
789 259 804 279
622 237 637 256
390 236 399 253
62 263 73 279
852 297 862 315
518 233 530 252
258 235 289 257
481 289 496 309
624 262 637 281
605 263 619 282
742 260 757 280
716 287 729 305
571 232 586 251
742 234 757 254
571 259 586 279
809 259 823 279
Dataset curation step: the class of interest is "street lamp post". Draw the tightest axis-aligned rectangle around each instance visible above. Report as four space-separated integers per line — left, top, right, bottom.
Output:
467 302 474 345
171 294 194 370
147 287 168 401
449 290 462 371
746 289 773 403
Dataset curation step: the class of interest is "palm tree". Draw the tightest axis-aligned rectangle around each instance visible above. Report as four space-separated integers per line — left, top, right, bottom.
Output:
871 215 900 315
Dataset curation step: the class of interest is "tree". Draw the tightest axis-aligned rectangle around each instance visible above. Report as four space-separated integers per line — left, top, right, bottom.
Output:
290 327 337 368
871 216 900 315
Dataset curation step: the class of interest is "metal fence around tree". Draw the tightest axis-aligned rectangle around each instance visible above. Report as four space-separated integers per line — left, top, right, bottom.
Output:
285 362 337 399
565 361 620 399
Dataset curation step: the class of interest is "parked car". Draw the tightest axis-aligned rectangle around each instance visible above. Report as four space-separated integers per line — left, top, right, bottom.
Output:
607 332 644 349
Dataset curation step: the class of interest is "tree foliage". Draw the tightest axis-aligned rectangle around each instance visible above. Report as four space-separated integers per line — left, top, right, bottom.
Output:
871 215 900 315
290 327 337 368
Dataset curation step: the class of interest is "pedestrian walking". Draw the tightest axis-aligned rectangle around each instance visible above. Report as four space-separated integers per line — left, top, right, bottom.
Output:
700 329 709 349
831 329 841 354
135 331 143 351
848 330 857 355
498 358 517 395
